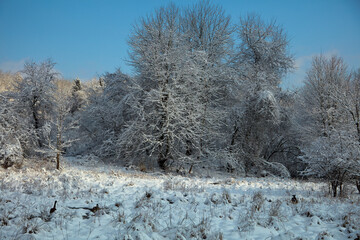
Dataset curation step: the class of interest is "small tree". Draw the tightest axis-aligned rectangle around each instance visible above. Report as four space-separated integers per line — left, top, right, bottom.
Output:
54 80 77 169
70 78 86 114
39 80 79 170
298 55 360 196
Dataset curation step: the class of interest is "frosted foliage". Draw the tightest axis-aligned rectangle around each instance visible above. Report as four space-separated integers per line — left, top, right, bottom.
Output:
73 4 296 175
0 95 23 167
79 70 136 158
121 3 229 169
10 59 58 149
225 13 295 177
256 90 281 123
302 132 360 182
298 56 360 195
182 0 233 63
75 3 234 170
237 14 293 88
301 55 350 139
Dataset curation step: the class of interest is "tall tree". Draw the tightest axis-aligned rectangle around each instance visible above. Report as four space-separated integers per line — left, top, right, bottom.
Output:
11 59 58 149
127 4 198 169
181 1 234 164
122 3 234 170
229 14 294 176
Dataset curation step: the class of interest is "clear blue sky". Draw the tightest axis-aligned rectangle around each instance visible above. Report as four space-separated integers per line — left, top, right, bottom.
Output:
1 0 359 89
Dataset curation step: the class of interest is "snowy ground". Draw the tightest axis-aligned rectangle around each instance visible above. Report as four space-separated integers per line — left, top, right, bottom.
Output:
0 157 359 240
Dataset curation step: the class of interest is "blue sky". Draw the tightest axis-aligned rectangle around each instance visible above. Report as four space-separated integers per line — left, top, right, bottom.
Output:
0 0 359 89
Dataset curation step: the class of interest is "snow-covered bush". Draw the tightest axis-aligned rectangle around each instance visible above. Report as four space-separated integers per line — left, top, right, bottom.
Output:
0 135 22 169
301 131 360 197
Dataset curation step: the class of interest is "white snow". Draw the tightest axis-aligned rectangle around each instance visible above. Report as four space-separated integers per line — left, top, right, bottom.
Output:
0 156 359 240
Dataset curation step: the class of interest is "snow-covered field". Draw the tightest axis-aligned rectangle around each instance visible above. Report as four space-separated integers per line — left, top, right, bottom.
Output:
0 157 359 240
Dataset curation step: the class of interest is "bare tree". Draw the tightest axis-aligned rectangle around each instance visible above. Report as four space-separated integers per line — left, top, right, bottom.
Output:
53 80 77 170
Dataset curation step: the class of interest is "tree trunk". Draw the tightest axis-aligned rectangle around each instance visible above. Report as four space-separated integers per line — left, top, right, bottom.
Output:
339 183 344 197
157 138 169 170
56 152 60 170
199 76 209 160
56 117 63 170
331 180 338 197
188 164 193 174
229 124 238 153
157 73 170 170
32 107 42 148
186 140 192 156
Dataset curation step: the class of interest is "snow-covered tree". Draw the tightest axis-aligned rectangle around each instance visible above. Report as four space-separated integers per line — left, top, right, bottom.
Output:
70 78 86 114
348 70 360 192
11 59 58 149
79 70 135 158
3 60 79 169
299 55 359 196
181 1 234 167
301 55 349 138
126 4 203 169
235 14 293 89
229 14 294 176
301 130 359 196
42 80 78 169
95 2 232 171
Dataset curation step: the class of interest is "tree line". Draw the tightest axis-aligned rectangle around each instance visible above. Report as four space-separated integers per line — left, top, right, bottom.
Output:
0 1 359 197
